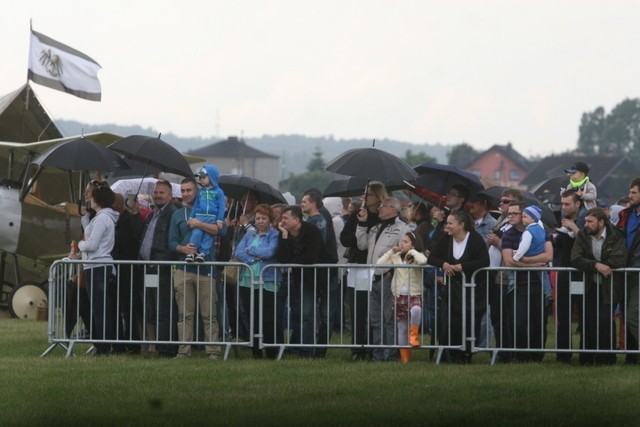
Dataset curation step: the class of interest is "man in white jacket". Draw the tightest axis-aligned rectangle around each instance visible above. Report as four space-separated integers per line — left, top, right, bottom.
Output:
356 197 409 361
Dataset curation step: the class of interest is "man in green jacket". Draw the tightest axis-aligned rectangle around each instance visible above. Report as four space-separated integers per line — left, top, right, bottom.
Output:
571 207 627 365
168 177 224 360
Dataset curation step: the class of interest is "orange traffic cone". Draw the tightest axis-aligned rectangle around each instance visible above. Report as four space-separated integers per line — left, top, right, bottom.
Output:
399 348 410 363
409 325 421 347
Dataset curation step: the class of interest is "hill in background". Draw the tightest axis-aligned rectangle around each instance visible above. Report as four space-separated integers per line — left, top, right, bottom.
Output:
57 120 450 177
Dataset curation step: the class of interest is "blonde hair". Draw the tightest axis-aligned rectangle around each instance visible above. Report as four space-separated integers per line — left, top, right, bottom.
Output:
367 181 389 203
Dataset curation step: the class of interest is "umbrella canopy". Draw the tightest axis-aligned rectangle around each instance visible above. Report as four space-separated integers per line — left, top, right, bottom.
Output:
110 177 181 198
218 175 286 205
110 157 163 179
325 148 417 182
411 162 484 198
529 175 566 206
323 176 408 198
108 134 193 177
479 186 558 228
31 137 130 172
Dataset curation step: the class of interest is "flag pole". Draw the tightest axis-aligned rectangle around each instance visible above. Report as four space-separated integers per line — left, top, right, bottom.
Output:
25 20 32 111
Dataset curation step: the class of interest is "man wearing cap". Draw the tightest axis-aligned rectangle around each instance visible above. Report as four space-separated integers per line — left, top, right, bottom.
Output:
564 161 597 210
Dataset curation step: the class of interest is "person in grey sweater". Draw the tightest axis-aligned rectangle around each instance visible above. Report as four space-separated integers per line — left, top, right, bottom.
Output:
75 183 119 355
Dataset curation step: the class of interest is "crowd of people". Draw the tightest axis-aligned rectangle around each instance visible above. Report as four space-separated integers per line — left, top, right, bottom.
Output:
64 162 640 365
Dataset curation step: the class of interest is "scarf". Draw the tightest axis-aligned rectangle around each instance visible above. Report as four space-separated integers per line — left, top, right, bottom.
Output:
569 176 589 189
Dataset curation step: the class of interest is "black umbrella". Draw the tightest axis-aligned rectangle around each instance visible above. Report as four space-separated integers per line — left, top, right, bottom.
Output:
323 176 407 198
107 134 193 177
529 175 566 206
218 175 286 205
31 138 130 171
479 186 558 228
110 157 163 179
325 147 418 182
412 162 484 197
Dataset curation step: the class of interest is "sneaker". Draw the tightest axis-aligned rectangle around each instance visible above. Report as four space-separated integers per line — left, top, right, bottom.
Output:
209 353 220 360
195 253 205 263
174 353 189 359
185 254 195 263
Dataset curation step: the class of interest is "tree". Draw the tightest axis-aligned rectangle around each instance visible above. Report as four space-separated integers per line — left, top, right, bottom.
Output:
447 143 478 168
307 146 325 172
577 98 640 166
603 99 640 159
577 106 605 154
404 149 437 167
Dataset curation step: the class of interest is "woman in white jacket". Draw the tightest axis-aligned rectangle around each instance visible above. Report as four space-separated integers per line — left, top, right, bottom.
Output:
377 231 427 363
73 182 119 355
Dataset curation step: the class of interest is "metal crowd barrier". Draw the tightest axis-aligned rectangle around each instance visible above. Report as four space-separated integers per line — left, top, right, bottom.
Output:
256 263 468 362
43 259 253 359
44 258 640 364
471 266 640 365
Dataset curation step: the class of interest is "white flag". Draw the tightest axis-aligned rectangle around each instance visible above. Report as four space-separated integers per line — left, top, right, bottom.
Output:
28 30 102 101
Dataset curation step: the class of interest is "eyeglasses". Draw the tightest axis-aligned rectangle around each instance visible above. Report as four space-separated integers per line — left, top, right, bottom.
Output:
499 199 514 204
507 212 521 217
379 204 394 209
446 193 461 198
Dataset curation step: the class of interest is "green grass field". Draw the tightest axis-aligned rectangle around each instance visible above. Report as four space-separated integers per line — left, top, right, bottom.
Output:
1 318 640 426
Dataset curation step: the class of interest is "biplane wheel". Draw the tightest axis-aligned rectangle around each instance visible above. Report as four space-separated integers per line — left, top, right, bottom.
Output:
8 281 47 320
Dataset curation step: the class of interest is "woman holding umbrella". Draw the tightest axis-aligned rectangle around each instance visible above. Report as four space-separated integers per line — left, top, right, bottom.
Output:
70 182 119 355
428 210 490 363
339 181 388 361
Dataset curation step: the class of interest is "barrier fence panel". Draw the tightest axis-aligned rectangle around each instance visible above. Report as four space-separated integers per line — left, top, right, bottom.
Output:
258 263 467 363
471 267 640 365
43 259 253 359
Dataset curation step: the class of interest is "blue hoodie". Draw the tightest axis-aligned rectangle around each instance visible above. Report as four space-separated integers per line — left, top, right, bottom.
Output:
191 164 226 222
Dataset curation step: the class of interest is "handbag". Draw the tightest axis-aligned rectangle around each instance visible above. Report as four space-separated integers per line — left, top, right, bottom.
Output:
224 257 241 285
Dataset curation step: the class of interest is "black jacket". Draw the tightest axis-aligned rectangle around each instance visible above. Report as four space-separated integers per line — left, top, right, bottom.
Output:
340 210 380 264
571 223 627 305
428 230 490 283
135 203 178 261
277 222 333 284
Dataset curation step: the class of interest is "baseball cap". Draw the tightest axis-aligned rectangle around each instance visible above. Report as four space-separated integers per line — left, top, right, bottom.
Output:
565 161 589 175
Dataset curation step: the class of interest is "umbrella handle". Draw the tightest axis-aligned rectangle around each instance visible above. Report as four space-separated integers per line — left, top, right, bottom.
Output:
134 163 152 199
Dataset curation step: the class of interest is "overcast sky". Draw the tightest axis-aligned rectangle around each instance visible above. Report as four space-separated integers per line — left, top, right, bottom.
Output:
4 1 640 157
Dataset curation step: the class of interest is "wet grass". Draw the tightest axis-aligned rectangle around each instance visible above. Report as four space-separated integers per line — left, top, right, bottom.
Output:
1 318 639 426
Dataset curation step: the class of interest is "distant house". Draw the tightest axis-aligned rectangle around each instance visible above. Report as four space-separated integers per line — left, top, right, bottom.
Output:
520 154 635 202
188 136 280 188
465 143 531 188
